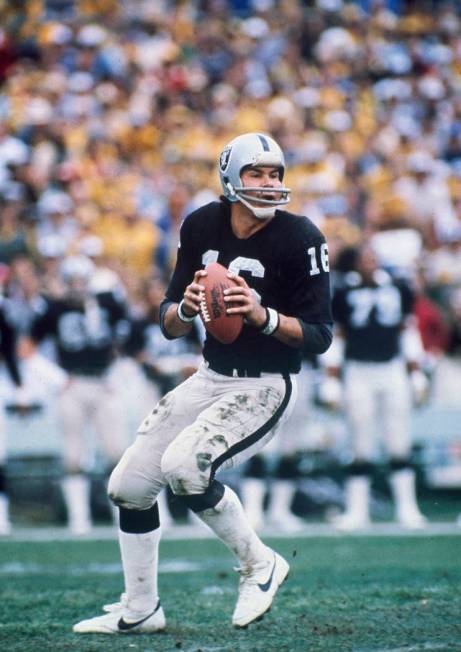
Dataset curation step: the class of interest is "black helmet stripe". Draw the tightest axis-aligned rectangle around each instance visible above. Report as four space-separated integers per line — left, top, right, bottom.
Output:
257 134 270 151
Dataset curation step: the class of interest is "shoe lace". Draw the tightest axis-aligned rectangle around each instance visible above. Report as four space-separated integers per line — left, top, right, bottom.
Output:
104 592 128 612
234 566 253 579
234 562 269 601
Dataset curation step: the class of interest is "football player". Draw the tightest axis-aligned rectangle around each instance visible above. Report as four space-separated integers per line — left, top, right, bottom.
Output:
322 245 427 530
73 132 332 634
26 255 130 534
124 274 203 401
0 288 26 534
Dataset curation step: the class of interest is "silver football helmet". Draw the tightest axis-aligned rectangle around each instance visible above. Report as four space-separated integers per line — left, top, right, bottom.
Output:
60 255 95 284
219 132 291 219
60 255 95 299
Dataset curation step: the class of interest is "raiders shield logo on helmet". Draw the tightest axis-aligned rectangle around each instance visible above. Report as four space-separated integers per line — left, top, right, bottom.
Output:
220 146 232 172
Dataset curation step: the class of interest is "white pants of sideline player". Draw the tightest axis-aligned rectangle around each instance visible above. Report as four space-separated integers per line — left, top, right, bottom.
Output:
109 362 298 510
343 358 412 460
59 374 130 471
0 408 10 535
59 374 130 534
335 357 426 530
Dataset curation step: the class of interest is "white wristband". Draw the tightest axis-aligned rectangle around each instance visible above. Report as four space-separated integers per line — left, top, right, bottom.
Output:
261 307 279 336
177 299 196 323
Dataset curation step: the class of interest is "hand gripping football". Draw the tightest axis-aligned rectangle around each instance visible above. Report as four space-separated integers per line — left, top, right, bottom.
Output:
199 262 244 344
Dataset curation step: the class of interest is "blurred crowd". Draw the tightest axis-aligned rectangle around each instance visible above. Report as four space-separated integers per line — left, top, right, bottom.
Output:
0 0 460 327
1 0 461 532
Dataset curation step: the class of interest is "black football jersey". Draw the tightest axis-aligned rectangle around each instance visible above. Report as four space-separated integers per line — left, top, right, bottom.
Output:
0 299 22 387
31 291 128 375
332 271 414 362
163 201 332 374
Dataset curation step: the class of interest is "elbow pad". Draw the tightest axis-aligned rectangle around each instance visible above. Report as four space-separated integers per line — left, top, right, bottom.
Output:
298 321 333 354
159 299 177 340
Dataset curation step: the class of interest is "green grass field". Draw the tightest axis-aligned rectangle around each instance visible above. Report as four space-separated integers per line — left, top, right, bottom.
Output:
0 534 460 652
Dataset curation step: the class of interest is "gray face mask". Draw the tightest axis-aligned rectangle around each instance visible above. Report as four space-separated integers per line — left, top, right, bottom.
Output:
219 132 292 214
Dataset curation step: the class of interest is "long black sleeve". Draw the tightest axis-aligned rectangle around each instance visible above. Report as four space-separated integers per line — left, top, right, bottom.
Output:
298 321 333 354
0 306 22 387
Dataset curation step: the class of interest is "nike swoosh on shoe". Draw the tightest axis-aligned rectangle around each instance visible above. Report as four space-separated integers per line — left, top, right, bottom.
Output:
257 557 276 592
117 602 161 631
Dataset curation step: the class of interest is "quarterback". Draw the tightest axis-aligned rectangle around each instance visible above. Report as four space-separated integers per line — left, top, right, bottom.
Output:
73 132 332 634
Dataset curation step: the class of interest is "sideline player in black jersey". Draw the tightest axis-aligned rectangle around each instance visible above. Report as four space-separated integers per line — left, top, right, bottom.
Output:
27 255 130 535
321 245 427 530
74 132 332 634
123 274 202 400
0 293 26 534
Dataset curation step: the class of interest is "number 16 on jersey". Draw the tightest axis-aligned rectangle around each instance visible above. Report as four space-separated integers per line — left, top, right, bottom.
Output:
308 243 329 276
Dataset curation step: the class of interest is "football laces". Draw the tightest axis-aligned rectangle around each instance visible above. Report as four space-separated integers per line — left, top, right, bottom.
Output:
199 292 211 323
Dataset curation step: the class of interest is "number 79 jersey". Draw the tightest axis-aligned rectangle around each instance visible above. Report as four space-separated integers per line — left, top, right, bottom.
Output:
164 200 332 374
332 270 415 363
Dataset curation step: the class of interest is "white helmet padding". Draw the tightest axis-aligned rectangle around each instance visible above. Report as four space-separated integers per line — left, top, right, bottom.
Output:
219 132 291 218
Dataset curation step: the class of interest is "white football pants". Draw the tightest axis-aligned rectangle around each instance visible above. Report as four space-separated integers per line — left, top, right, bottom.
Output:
59 375 129 472
0 407 6 464
263 360 313 456
108 362 297 510
343 358 412 461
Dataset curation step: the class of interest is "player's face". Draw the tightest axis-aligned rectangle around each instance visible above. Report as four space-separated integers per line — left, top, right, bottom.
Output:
240 166 283 206
357 248 378 279
66 276 89 301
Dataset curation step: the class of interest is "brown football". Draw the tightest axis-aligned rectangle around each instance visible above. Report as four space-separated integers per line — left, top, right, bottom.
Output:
199 262 244 344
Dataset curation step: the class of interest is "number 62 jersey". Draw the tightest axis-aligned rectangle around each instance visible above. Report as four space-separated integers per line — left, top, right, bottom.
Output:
162 200 333 375
30 291 128 376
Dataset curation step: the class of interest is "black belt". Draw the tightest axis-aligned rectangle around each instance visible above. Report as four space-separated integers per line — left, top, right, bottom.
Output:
207 361 262 378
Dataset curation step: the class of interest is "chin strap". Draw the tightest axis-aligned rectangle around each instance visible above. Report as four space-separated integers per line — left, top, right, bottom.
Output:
237 195 278 220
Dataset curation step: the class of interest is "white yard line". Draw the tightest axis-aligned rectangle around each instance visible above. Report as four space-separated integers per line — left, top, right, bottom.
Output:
0 558 217 575
2 521 460 542
359 645 459 652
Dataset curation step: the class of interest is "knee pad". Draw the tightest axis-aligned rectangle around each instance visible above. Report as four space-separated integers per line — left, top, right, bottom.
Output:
161 445 210 496
348 460 376 478
180 480 225 513
108 463 154 511
389 457 413 473
119 504 160 533
243 454 267 479
0 465 6 493
275 454 301 479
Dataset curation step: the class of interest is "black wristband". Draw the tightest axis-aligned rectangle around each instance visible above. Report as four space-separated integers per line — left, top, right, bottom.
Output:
259 307 271 331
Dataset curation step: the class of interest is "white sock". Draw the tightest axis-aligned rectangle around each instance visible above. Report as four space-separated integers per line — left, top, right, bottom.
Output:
240 478 266 529
62 474 91 534
0 493 11 533
390 469 424 520
109 500 119 527
119 527 161 618
343 476 370 521
157 489 173 528
267 480 296 520
196 485 270 569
